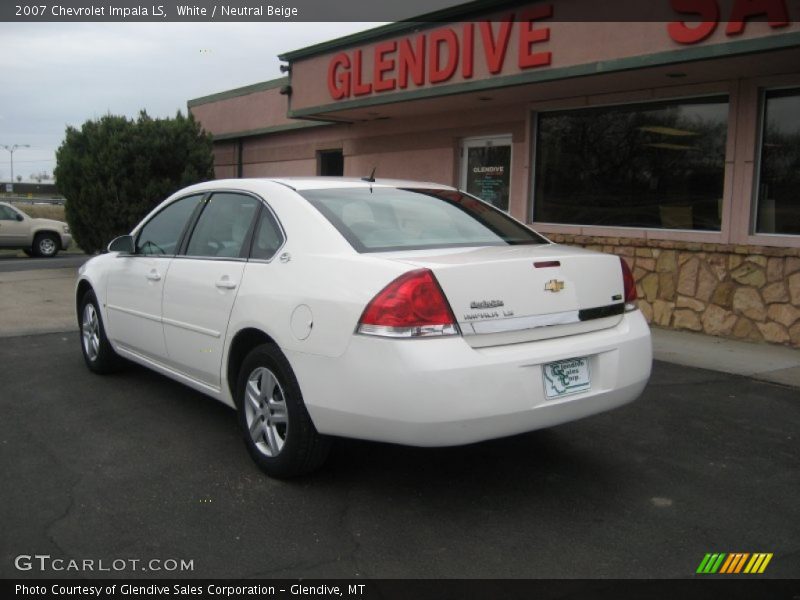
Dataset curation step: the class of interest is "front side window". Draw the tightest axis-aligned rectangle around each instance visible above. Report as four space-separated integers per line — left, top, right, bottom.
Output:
301 187 546 253
185 192 260 258
136 194 203 256
755 88 800 235
534 97 729 231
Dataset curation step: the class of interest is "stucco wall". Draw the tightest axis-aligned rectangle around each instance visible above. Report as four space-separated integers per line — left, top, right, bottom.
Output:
289 5 800 114
190 83 294 137
203 105 529 189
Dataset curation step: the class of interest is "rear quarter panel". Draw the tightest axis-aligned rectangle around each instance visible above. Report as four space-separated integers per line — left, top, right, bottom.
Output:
231 253 411 359
226 181 413 359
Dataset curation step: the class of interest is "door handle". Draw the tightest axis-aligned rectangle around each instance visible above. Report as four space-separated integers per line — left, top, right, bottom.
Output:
215 278 237 290
146 270 161 282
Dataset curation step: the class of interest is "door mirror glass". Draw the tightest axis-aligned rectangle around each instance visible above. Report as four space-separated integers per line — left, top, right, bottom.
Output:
108 235 135 254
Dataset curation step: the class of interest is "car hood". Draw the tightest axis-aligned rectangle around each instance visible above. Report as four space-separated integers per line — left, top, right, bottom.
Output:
32 218 68 228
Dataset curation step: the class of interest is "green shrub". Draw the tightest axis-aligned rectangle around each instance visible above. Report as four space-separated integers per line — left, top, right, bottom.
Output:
55 111 214 254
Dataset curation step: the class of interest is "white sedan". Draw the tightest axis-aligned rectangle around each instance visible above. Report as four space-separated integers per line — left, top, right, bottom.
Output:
77 178 651 478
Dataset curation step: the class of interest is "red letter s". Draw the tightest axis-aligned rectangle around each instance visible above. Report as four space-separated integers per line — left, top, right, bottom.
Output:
667 0 720 44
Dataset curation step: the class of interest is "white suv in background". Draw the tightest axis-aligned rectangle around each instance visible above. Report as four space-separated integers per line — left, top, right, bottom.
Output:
0 201 72 257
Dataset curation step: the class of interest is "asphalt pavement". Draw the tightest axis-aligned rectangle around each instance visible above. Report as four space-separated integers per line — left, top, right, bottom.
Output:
0 268 80 337
1 332 798 579
0 253 89 273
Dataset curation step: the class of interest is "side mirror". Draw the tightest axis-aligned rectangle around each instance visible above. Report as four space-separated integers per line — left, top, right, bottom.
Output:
108 235 135 255
15 214 23 222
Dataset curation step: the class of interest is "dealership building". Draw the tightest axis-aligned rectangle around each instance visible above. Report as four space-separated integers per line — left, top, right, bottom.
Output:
189 0 800 348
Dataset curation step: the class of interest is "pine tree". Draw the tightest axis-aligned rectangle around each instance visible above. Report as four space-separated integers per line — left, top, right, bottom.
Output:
54 111 215 253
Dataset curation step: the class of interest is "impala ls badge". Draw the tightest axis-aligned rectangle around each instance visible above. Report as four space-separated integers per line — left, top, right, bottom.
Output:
470 300 504 309
544 279 565 293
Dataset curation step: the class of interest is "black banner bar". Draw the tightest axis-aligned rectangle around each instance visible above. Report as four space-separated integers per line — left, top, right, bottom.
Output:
3 0 800 23
5 579 800 600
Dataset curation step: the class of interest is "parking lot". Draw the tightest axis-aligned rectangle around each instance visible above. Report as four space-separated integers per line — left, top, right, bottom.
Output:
1 325 798 579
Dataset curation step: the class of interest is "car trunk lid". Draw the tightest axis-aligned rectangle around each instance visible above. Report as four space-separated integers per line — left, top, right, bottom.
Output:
380 244 626 347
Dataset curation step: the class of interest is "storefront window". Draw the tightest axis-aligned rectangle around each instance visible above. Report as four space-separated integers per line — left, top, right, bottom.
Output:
462 137 512 211
534 97 728 230
755 88 800 236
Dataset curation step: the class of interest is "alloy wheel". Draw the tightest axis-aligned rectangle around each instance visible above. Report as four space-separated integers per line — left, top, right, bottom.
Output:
244 367 289 457
82 303 100 362
39 237 57 256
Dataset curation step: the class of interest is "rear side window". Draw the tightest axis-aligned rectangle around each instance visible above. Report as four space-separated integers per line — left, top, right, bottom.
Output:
136 194 203 256
250 206 285 260
300 187 547 252
185 192 260 258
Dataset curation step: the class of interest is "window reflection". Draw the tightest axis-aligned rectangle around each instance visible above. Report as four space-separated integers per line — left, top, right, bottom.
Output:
756 88 800 236
534 97 728 231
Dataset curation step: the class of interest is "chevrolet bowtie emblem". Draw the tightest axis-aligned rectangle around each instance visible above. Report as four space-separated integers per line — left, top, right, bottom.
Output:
544 279 565 293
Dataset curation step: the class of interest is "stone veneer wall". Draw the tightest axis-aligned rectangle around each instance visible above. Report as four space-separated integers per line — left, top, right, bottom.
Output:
546 234 800 349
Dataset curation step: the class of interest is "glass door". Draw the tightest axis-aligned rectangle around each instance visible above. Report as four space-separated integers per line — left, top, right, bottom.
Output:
460 135 512 211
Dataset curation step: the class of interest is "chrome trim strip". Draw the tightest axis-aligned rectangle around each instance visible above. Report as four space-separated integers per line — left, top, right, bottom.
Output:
106 304 162 324
114 345 221 396
357 323 459 338
171 255 247 263
129 187 288 263
161 317 221 338
464 310 581 335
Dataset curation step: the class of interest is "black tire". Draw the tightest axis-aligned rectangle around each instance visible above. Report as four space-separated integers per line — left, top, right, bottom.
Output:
79 289 121 374
33 232 60 257
235 343 331 478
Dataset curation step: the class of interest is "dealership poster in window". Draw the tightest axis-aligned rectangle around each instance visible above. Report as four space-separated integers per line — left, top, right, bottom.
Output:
462 138 511 211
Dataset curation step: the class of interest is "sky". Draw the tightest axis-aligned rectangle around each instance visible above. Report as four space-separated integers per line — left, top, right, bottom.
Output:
0 22 382 182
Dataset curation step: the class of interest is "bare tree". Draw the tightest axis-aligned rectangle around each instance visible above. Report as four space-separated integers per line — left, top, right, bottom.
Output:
30 171 51 183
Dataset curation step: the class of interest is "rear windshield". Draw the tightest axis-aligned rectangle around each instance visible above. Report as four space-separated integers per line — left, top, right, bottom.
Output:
300 187 548 253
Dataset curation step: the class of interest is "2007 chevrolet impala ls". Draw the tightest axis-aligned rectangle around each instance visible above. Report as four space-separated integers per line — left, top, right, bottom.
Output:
76 178 652 477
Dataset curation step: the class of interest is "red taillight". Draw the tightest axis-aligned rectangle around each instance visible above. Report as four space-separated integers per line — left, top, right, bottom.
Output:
620 257 636 304
358 269 459 338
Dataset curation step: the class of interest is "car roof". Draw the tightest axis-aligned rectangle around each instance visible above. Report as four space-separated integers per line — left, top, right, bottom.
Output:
185 177 458 193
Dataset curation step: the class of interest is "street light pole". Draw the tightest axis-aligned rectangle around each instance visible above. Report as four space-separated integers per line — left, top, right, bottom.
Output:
1 144 31 184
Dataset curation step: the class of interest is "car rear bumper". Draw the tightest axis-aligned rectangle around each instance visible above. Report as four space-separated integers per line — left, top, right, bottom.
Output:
60 233 72 250
291 310 652 447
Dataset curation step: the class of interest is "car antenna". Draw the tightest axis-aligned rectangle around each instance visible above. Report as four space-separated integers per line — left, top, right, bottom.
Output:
361 167 376 183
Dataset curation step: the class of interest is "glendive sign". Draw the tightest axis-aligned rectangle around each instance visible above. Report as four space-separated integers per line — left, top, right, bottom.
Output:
668 0 788 43
325 0 791 101
327 5 554 100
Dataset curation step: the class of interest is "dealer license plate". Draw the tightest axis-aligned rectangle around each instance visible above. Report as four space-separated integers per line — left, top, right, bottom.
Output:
543 357 591 399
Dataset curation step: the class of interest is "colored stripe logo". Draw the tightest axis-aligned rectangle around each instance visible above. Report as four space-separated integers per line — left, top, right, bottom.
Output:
696 553 773 574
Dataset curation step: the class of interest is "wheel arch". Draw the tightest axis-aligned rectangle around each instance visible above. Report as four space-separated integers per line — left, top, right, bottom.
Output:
75 278 94 323
226 327 280 402
33 228 63 246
